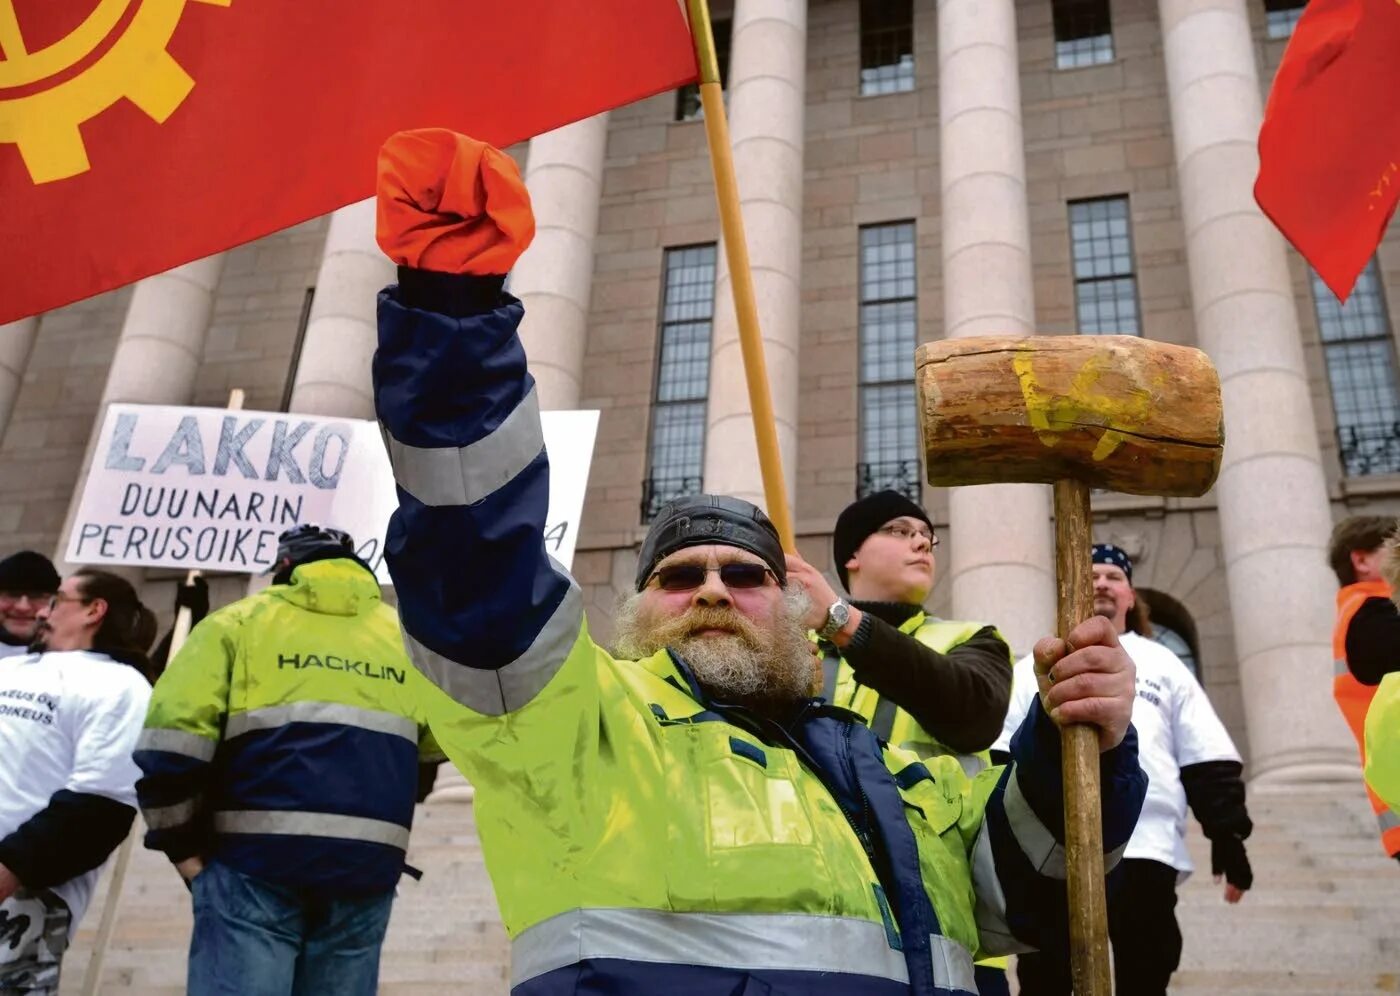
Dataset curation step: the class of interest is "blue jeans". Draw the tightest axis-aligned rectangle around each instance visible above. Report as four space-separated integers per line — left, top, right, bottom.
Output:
187 860 394 996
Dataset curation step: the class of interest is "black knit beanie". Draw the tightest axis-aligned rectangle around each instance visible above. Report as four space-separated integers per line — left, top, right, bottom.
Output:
832 490 933 591
0 550 60 594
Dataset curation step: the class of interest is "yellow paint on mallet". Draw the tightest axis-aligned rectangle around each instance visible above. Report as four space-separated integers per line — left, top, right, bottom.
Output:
1013 346 1158 462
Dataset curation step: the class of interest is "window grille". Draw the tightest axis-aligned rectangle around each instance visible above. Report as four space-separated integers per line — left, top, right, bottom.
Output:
1069 197 1141 335
857 222 920 501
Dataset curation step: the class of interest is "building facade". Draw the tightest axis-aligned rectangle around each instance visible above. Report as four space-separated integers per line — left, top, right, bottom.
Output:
2 0 1396 780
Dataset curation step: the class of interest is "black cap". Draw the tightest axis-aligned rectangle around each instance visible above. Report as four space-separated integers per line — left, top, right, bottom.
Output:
268 524 356 574
1092 543 1133 582
0 551 60 594
636 495 786 591
832 490 934 591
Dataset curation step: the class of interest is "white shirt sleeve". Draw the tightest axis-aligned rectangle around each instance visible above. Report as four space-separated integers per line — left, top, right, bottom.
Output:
66 668 151 807
1169 651 1241 768
992 653 1039 754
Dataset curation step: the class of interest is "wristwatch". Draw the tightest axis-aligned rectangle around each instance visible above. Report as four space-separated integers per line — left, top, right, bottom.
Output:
817 598 852 641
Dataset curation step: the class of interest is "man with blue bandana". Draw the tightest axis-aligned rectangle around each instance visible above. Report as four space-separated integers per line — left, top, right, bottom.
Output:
995 544 1252 996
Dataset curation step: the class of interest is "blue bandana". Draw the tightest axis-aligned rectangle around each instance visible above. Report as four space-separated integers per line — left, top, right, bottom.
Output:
1092 543 1133 581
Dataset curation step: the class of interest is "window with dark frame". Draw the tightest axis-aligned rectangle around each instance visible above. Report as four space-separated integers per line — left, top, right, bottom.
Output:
1069 197 1142 335
859 0 915 96
676 19 732 122
1053 0 1114 69
1264 0 1307 39
856 223 920 502
642 245 717 522
1310 258 1400 477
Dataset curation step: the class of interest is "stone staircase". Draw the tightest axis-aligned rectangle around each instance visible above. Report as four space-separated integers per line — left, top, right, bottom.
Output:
59 780 1397 994
1169 780 1399 995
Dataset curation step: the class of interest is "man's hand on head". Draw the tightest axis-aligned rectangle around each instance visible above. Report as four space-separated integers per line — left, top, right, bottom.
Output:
1032 615 1135 752
785 552 862 646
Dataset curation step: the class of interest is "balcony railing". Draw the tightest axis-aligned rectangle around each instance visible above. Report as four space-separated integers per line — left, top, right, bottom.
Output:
1339 420 1400 477
855 460 921 502
641 475 704 523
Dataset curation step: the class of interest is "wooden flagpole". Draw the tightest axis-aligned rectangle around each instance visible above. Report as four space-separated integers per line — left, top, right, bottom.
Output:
685 0 795 552
79 389 244 995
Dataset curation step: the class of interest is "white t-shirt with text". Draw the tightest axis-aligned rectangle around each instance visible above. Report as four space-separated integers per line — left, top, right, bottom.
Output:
993 631 1240 878
0 651 150 932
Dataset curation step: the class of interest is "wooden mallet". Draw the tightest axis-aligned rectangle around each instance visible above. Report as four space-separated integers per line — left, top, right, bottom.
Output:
915 334 1223 995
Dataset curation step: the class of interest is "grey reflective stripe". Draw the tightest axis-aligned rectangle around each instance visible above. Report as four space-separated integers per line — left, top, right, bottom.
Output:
1004 768 1067 878
1335 657 1350 676
225 702 417 743
512 908 911 987
136 727 217 762
929 933 978 993
957 753 987 779
968 823 1033 957
405 569 582 716
1379 809 1400 833
871 696 898 741
385 386 544 507
143 796 202 832
214 810 410 850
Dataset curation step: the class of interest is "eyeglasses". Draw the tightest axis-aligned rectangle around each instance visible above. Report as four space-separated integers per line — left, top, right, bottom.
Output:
877 523 938 546
46 594 91 611
647 563 777 592
0 591 52 604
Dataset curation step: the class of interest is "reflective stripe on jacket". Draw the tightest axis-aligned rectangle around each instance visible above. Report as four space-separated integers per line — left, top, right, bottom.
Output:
134 558 441 897
372 275 1147 995
1332 579 1400 857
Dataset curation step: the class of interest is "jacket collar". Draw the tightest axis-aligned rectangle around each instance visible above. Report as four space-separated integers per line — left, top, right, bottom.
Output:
269 558 380 617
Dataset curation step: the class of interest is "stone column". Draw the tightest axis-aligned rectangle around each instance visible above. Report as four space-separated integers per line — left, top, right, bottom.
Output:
512 115 608 411
55 256 226 572
0 318 39 445
286 199 394 419
937 0 1056 654
701 0 806 510
1159 0 1354 781
243 200 394 599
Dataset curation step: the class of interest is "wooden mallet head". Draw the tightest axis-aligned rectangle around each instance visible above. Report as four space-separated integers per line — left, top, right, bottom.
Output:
916 334 1223 497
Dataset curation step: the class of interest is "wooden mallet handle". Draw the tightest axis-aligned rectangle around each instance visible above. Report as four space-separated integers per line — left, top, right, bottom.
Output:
1054 479 1110 996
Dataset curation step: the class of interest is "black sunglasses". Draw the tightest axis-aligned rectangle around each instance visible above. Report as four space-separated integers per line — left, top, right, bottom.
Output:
647 563 777 592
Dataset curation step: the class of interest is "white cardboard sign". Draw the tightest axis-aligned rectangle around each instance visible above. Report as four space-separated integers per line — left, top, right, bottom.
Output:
65 403 600 579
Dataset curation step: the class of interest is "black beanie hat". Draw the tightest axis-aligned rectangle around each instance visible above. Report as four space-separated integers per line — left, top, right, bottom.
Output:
832 490 934 591
636 494 786 591
0 550 60 594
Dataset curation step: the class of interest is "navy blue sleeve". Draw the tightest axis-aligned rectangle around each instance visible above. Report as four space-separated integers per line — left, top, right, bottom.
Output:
373 273 582 717
969 698 1146 956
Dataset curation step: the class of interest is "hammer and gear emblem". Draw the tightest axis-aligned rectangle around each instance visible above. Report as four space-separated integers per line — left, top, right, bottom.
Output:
0 0 228 185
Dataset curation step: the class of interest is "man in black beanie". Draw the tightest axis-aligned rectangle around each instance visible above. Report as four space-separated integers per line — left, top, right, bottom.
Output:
786 491 1015 995
0 551 60 660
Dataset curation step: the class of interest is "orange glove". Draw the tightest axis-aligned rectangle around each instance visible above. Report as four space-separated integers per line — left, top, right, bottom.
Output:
376 129 535 276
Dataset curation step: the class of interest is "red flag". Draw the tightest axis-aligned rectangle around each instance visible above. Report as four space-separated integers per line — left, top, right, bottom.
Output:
0 2 697 324
1255 0 1400 301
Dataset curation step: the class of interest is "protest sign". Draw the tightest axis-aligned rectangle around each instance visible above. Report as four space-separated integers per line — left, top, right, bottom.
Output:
65 403 599 579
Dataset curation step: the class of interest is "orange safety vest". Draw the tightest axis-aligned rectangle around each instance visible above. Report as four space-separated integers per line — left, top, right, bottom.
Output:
1332 579 1400 857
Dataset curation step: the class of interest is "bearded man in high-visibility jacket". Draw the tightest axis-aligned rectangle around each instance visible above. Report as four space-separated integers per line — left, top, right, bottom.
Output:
372 128 1147 996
